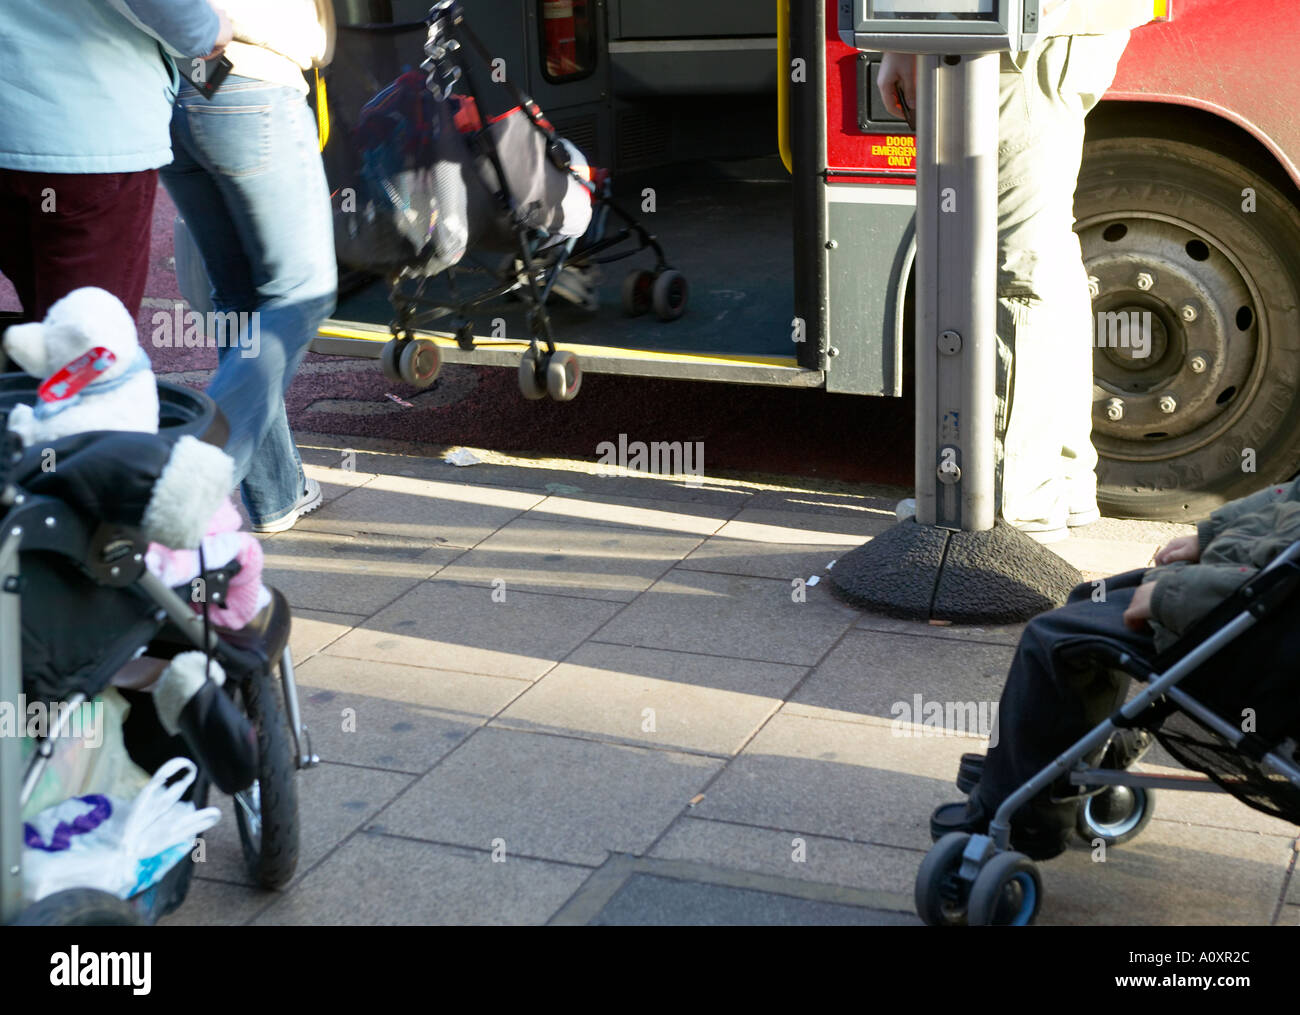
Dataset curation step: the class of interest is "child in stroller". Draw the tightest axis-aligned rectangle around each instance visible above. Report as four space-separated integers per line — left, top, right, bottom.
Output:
0 302 316 924
918 476 1300 925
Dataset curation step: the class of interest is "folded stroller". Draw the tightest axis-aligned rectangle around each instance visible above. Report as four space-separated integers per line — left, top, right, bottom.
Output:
325 0 687 402
0 404 317 926
916 542 1300 926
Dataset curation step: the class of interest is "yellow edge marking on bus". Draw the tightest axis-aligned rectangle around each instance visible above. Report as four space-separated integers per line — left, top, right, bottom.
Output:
317 324 801 369
777 0 792 174
315 70 329 151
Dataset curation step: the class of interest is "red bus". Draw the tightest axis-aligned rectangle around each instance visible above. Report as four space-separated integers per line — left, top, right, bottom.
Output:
287 1 1300 521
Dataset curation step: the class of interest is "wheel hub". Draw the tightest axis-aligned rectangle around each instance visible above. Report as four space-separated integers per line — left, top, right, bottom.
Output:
1080 215 1260 461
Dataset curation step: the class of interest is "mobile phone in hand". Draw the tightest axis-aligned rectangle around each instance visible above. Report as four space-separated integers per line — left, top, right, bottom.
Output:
178 54 233 99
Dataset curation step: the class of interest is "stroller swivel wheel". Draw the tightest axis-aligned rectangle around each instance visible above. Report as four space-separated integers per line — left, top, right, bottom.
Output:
1076 785 1154 846
12 888 142 926
398 339 441 388
518 348 547 400
621 269 654 317
235 666 300 889
651 269 688 322
966 851 1041 926
380 339 404 383
914 832 972 926
546 350 581 402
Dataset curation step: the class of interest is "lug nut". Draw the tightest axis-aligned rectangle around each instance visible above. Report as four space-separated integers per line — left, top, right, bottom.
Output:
1189 355 1208 374
1136 272 1154 291
1105 397 1125 421
1181 304 1198 322
1158 394 1177 414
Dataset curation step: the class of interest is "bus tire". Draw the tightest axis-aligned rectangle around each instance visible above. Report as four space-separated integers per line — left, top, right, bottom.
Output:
1075 136 1300 521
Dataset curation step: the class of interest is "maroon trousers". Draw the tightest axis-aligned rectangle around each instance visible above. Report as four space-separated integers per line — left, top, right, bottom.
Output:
0 168 157 323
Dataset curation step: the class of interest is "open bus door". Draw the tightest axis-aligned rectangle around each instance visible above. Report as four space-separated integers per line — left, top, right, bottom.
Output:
308 0 906 393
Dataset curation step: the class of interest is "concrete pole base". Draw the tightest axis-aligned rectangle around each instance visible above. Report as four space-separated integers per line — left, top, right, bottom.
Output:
827 519 1082 624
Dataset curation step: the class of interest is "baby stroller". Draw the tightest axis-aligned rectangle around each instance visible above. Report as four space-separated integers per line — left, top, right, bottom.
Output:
0 395 317 926
915 541 1300 925
326 0 688 403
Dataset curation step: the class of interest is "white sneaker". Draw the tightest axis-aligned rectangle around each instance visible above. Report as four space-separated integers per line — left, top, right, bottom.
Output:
252 476 322 534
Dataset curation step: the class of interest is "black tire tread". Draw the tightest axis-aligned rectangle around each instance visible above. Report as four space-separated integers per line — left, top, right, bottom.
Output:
237 665 299 889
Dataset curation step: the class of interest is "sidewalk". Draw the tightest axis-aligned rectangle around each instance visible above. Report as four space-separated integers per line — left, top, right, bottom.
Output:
161 435 1300 926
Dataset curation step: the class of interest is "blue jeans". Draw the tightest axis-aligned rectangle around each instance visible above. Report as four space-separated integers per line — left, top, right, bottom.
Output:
160 76 337 527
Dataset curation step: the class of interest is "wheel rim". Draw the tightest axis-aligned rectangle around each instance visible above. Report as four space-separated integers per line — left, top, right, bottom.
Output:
1079 211 1264 466
990 871 1038 926
1083 786 1143 839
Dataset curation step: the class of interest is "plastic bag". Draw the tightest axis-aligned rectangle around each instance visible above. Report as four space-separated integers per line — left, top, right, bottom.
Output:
21 757 221 903
20 688 151 820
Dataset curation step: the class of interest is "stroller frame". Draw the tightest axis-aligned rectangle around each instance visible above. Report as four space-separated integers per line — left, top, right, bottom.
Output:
0 469 318 924
918 539 1300 926
367 0 682 399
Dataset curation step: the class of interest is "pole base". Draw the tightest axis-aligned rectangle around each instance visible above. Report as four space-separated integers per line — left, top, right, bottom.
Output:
827 519 1082 624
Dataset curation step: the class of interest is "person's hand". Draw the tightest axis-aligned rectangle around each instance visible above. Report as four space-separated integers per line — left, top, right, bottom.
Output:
1123 582 1156 631
202 5 234 60
1154 534 1200 566
877 52 917 121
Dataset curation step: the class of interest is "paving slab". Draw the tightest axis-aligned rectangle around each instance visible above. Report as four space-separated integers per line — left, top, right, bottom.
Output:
784 629 1013 730
260 528 458 614
693 711 975 850
527 491 735 535
592 569 859 666
157 875 275 927
325 581 624 680
370 726 721 866
649 815 923 898
432 515 702 602
1035 819 1294 926
590 872 918 926
250 833 592 926
677 506 890 580
295 653 529 774
854 611 1025 646
296 473 544 547
196 762 412 889
492 642 801 755
287 608 366 662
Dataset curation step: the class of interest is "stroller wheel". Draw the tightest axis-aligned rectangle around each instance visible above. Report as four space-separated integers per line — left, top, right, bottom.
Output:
398 339 441 388
518 348 547 400
381 339 404 383
651 269 689 322
1076 785 1154 846
235 665 300 889
12 888 142 926
546 350 582 402
621 270 654 317
914 832 972 926
967 851 1042 926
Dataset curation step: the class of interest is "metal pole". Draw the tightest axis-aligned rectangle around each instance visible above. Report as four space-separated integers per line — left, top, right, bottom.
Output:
914 51 999 531
0 529 23 923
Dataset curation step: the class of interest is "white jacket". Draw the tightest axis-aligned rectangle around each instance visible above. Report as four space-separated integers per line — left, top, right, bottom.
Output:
221 0 336 94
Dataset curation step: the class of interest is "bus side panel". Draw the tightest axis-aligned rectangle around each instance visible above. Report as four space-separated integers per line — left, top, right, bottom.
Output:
824 184 915 396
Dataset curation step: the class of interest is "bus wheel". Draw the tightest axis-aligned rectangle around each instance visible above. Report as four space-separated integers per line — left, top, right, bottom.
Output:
1076 136 1300 521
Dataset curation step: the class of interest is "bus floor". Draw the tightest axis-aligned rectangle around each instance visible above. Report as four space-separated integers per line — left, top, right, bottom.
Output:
332 158 795 361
